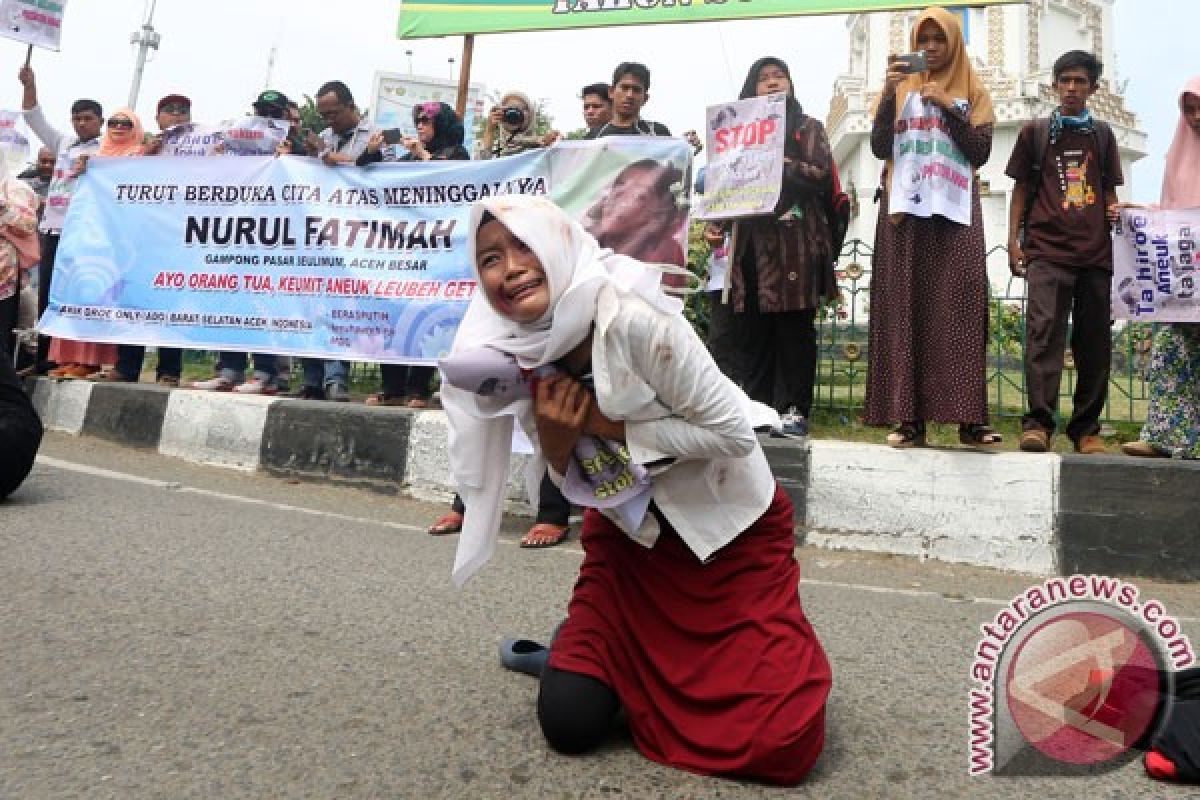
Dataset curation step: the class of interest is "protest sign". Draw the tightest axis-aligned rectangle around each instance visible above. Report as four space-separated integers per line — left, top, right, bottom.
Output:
218 116 288 157
693 94 785 221
40 138 692 363
160 123 222 158
0 109 29 164
372 71 486 156
398 0 1020 39
888 92 973 225
1112 208 1200 322
0 0 65 50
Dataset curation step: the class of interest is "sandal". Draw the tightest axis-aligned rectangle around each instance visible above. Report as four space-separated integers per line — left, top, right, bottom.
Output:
886 422 926 449
428 511 464 536
960 423 1003 448
365 393 407 407
406 396 431 410
520 523 569 549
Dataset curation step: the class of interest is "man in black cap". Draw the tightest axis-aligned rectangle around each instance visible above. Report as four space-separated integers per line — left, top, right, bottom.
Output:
255 90 307 156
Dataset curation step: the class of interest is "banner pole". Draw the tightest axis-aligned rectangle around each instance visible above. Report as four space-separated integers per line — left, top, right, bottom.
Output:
455 34 474 118
23 44 32 66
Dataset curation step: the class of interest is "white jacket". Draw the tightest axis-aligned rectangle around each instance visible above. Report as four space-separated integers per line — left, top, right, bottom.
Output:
549 285 780 561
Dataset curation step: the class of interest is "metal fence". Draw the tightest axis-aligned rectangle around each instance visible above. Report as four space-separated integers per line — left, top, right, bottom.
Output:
816 238 1151 423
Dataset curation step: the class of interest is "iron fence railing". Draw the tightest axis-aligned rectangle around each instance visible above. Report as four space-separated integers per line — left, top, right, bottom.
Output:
819 238 1150 423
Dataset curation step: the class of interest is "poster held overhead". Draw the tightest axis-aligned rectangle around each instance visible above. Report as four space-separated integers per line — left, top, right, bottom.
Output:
0 0 66 51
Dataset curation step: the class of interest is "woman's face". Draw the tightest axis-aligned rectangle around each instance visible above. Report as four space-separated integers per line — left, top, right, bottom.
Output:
415 115 435 145
476 218 550 324
106 114 135 143
1183 93 1200 135
755 63 791 97
915 19 950 73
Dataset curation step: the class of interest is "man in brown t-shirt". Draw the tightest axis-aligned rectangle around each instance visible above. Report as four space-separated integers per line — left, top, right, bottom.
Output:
1006 50 1123 455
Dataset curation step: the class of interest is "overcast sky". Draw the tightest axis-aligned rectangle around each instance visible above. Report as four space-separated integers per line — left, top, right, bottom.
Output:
6 0 1194 195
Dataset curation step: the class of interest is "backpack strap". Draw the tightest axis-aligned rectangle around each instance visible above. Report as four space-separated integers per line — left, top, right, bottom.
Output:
1021 118 1052 241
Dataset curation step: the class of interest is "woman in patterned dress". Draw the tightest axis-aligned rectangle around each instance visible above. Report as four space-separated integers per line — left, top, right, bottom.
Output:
1122 76 1200 459
864 7 1001 447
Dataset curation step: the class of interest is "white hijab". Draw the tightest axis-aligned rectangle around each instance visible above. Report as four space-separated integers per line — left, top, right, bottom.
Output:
441 195 682 586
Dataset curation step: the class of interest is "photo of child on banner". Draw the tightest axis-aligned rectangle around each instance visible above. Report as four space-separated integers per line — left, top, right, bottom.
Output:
1112 208 1200 322
888 92 974 225
693 93 786 221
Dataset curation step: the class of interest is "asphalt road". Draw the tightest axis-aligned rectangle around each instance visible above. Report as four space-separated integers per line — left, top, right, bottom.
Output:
2 434 1197 799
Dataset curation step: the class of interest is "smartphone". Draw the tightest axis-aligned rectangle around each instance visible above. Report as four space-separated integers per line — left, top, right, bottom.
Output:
894 51 929 74
382 128 404 145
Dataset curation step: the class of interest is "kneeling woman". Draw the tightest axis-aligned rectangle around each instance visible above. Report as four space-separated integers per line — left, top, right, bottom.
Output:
441 195 831 784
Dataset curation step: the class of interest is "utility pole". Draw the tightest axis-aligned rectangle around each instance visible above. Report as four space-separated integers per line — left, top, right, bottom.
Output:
127 0 162 112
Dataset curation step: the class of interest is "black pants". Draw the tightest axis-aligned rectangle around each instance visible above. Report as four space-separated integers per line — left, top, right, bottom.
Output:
1022 261 1112 442
738 250 818 417
0 354 43 499
706 290 743 385
537 667 620 754
380 364 434 400
34 232 58 371
115 344 183 381
0 292 17 364
450 470 570 526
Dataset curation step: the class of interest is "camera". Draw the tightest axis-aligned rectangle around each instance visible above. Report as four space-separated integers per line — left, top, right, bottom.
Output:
894 51 928 75
502 106 526 127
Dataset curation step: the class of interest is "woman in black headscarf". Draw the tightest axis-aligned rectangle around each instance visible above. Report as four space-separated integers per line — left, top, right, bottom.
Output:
361 101 468 407
725 57 838 436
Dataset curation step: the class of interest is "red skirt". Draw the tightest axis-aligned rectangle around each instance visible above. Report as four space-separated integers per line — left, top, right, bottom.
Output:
547 485 831 784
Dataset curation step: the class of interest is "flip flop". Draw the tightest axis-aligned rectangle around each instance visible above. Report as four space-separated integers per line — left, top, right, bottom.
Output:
499 638 550 678
427 511 464 536
520 523 569 549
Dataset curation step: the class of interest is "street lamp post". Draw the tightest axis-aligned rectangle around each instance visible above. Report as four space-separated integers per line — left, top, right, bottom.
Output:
127 0 162 112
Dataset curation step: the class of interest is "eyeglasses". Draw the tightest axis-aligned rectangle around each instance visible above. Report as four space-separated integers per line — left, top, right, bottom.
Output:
107 118 134 129
415 117 433 126
160 104 189 115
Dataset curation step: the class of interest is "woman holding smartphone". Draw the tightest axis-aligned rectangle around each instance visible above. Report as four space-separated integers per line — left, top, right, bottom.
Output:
864 6 1000 448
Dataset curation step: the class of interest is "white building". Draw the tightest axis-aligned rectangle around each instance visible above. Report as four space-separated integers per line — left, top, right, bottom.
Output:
826 0 1145 291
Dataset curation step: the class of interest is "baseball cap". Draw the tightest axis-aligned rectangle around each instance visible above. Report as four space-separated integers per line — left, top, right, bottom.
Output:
253 89 290 114
157 93 191 113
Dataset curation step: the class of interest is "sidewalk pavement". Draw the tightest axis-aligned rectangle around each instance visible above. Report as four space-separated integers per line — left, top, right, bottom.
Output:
25 376 1200 582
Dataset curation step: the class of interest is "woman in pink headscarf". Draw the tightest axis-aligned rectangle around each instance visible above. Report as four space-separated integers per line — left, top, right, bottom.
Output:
1122 78 1200 459
48 109 145 379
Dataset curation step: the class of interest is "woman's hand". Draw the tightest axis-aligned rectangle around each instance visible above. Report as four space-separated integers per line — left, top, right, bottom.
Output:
534 374 591 474
402 135 430 161
1107 201 1144 224
583 401 625 442
919 82 953 111
365 131 385 155
541 130 561 147
702 222 725 247
488 106 503 128
883 55 909 98
143 135 164 156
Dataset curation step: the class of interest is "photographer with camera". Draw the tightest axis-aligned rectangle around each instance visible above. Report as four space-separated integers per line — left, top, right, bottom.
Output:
480 91 559 159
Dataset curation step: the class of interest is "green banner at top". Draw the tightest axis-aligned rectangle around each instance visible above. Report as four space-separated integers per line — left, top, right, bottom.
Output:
398 0 1019 39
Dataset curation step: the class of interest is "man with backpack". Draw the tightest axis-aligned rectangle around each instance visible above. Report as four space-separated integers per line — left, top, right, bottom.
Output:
1006 50 1123 455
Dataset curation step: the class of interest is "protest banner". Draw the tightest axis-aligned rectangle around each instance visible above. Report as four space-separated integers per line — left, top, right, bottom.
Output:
0 109 30 164
887 92 973 226
217 116 289 157
39 138 692 363
0 0 65 50
1112 208 1200 322
160 123 223 158
693 94 785 221
372 71 486 156
397 0 1019 39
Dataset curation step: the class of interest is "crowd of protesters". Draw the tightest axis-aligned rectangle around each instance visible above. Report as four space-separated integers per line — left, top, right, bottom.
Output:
3 24 1197 469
